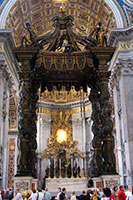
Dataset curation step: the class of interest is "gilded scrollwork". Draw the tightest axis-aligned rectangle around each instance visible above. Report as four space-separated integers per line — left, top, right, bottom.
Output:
39 86 88 103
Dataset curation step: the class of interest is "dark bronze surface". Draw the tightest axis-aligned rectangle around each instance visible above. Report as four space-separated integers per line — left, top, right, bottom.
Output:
13 12 116 178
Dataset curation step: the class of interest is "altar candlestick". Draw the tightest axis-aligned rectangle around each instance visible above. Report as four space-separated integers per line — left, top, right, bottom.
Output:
54 158 56 179
76 158 78 168
54 158 56 168
71 158 73 168
74 160 75 167
59 159 61 169
71 158 74 178
59 159 61 178
48 159 50 168
48 159 50 178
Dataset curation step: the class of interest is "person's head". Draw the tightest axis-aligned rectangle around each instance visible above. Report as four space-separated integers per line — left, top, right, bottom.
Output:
45 187 48 191
72 191 75 195
103 188 111 197
82 190 86 195
62 188 66 194
38 188 42 192
16 189 19 194
119 186 124 191
98 188 102 192
111 184 115 190
113 186 118 192
87 189 91 194
93 190 97 196
128 186 132 192
91 191 93 195
58 187 61 193
33 189 36 193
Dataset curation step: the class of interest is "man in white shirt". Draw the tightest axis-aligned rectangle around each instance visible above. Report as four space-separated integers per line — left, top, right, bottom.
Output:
29 189 37 200
15 189 21 200
57 187 61 200
126 186 132 200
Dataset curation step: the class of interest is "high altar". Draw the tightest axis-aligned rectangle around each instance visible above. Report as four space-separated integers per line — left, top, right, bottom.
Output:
12 6 120 192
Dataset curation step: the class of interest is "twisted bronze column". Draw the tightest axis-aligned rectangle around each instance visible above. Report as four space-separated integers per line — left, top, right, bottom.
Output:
89 85 103 177
92 47 117 175
13 48 39 177
99 80 116 174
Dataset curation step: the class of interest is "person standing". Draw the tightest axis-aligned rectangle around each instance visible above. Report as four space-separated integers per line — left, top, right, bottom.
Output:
127 187 133 200
86 190 91 200
125 186 132 200
37 188 44 200
15 189 21 200
59 188 67 200
1 189 4 200
79 191 86 200
3 190 9 200
44 187 51 200
29 189 37 200
118 186 126 200
0 192 2 200
111 185 115 194
71 191 76 200
112 186 118 200
99 188 103 200
101 188 112 200
9 189 14 200
57 187 61 200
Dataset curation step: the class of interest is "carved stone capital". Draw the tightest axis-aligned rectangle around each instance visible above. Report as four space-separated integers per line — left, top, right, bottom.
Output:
108 26 133 47
72 118 82 127
119 59 133 75
110 63 121 91
0 59 16 98
110 58 133 91
40 118 51 128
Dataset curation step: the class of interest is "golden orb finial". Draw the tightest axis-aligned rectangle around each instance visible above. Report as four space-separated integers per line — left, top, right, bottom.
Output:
59 5 66 14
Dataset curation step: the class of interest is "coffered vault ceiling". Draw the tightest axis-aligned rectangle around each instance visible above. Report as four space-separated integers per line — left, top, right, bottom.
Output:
5 0 117 46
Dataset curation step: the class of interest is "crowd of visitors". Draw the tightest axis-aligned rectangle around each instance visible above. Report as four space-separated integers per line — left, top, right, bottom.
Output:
0 185 132 200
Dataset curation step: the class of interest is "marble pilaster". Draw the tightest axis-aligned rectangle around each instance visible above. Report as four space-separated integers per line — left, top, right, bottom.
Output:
0 59 15 188
36 113 51 184
109 26 133 185
0 64 4 186
2 84 9 188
